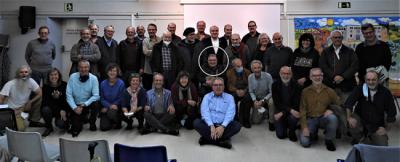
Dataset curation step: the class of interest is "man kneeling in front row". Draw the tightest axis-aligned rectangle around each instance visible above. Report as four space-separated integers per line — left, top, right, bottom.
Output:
194 77 241 149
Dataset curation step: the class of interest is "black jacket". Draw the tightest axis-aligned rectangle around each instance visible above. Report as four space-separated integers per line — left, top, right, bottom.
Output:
151 41 184 77
319 45 358 92
272 79 301 114
118 39 143 73
345 84 397 133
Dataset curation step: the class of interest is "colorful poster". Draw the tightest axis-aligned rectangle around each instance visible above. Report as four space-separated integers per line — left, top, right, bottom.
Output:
294 16 400 78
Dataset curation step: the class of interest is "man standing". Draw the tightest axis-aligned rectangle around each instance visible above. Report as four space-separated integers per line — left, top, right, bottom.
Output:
134 25 146 45
66 60 100 137
141 73 179 135
221 24 232 47
299 68 340 151
195 25 228 66
25 26 56 84
195 20 210 41
345 70 396 146
248 60 274 129
241 21 260 60
225 33 250 68
151 31 184 89
96 25 119 81
265 32 293 80
194 77 241 149
272 66 301 141
119 26 143 84
0 65 44 131
70 28 101 77
167 23 182 45
356 23 392 83
319 30 358 104
88 24 101 43
142 23 162 90
179 27 199 75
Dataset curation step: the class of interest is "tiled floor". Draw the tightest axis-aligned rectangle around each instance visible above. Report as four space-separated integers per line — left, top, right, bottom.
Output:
31 116 400 162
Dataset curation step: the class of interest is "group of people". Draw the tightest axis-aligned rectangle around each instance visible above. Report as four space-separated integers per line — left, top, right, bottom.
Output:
0 20 397 150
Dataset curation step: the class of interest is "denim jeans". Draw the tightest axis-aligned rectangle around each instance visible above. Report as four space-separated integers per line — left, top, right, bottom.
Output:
299 114 338 147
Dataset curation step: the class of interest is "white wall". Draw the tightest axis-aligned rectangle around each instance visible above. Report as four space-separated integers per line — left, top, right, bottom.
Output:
0 0 399 78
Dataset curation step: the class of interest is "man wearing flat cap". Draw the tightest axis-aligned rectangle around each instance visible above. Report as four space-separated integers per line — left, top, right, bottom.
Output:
178 27 199 78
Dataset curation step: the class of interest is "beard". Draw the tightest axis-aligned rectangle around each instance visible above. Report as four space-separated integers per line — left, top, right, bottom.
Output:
281 78 290 84
368 84 378 90
16 77 30 89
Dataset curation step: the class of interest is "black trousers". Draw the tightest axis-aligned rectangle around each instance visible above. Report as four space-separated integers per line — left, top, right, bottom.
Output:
143 112 176 131
193 119 241 141
41 106 69 129
70 102 99 133
99 109 121 131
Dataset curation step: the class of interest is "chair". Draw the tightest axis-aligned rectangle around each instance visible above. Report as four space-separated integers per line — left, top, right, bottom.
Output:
0 108 17 135
344 144 400 162
5 127 59 162
59 138 112 162
114 143 177 162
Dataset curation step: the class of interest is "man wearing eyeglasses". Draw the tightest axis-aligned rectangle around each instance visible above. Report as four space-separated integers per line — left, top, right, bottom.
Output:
299 68 341 151
194 77 241 149
241 21 260 60
25 26 56 85
355 23 392 84
319 30 358 104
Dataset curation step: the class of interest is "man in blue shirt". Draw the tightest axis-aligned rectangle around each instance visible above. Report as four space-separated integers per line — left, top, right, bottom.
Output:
66 60 100 137
194 77 241 149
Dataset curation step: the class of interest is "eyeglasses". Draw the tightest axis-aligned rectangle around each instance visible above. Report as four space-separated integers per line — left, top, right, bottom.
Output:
130 73 140 77
311 74 323 77
332 36 343 39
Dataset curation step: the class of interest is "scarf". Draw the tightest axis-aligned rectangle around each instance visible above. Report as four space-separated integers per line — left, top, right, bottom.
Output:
127 87 139 109
178 84 192 101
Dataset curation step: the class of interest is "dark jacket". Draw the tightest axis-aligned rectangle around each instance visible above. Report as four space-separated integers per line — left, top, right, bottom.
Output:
42 81 70 117
171 83 199 108
320 45 358 92
344 84 397 133
118 39 143 73
195 37 228 66
178 39 199 75
151 41 184 77
272 79 301 114
121 87 147 111
96 37 119 79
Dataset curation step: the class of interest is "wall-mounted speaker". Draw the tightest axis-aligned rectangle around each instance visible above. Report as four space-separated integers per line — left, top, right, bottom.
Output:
18 6 36 34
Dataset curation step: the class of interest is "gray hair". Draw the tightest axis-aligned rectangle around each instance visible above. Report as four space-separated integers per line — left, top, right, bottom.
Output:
250 60 263 69
330 30 343 38
15 65 31 78
211 77 224 85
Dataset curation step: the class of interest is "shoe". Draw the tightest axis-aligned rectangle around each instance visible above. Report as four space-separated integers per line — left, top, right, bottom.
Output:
42 128 53 137
268 122 275 131
138 123 144 130
350 139 359 145
243 122 251 128
166 129 179 136
289 130 298 142
139 128 152 135
90 124 97 131
114 124 122 129
29 121 46 127
217 139 232 149
325 140 336 151
198 137 214 145
125 124 133 130
71 131 80 137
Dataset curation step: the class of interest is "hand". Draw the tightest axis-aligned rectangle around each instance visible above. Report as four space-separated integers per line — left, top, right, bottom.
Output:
347 117 357 128
14 109 22 115
215 126 225 139
187 100 196 107
210 125 217 140
75 106 83 115
110 104 118 110
302 127 310 137
167 106 175 114
333 75 344 84
290 109 300 118
131 106 138 113
297 78 307 86
24 101 32 111
122 108 128 113
101 108 108 113
274 112 283 121
324 109 333 117
376 127 387 136
60 110 67 121
144 106 150 112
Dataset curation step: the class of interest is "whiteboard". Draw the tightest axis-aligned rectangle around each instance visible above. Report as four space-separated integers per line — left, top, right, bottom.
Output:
184 4 280 38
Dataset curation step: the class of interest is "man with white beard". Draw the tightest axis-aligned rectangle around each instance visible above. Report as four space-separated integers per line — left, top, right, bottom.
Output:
271 66 301 141
0 65 44 131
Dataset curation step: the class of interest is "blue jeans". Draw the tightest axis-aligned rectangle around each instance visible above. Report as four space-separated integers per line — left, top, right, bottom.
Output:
274 113 298 139
300 114 338 147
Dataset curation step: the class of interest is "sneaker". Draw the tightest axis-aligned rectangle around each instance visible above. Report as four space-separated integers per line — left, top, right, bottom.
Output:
325 140 336 151
89 124 97 131
289 130 298 142
29 121 46 127
268 122 275 131
42 128 53 137
217 139 232 149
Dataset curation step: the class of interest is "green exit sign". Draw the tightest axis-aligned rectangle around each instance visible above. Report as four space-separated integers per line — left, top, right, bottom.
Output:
338 2 351 8
64 3 73 12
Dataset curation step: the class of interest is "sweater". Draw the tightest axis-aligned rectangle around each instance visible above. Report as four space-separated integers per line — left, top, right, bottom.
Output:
100 79 125 108
118 39 143 73
290 48 320 86
42 81 69 116
265 45 293 80
25 39 56 72
66 73 100 110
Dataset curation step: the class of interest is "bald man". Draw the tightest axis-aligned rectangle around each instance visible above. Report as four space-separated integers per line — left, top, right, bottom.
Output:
167 22 182 45
195 20 210 41
265 32 293 80
119 26 143 84
221 24 232 47
151 31 184 89
225 33 251 68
